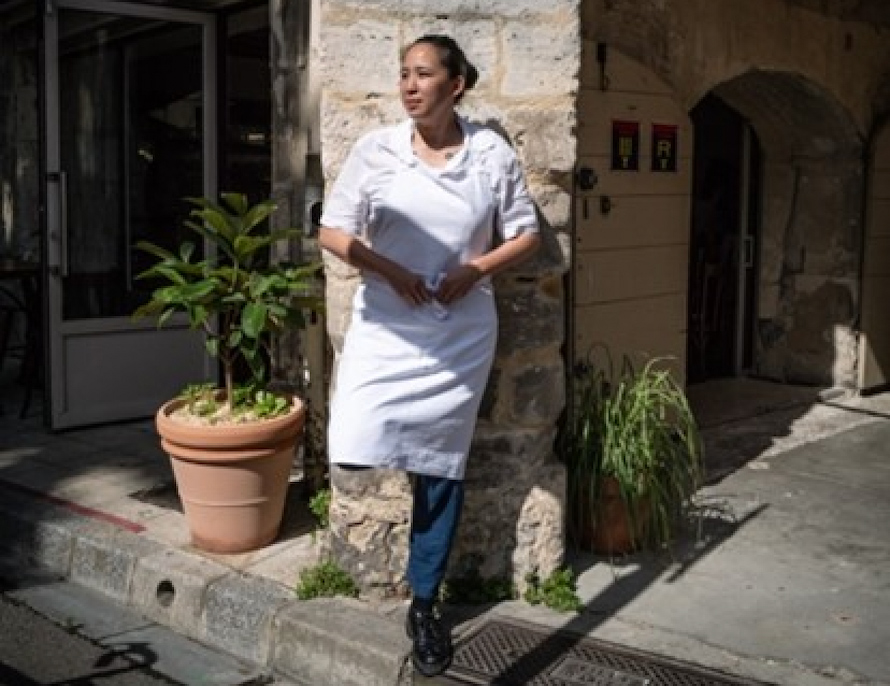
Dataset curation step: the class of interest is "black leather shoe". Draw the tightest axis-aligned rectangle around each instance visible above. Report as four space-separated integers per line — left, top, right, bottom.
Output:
406 607 452 677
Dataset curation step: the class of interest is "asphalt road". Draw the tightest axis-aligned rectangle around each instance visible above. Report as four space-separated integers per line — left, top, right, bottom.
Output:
0 593 183 685
0 569 285 686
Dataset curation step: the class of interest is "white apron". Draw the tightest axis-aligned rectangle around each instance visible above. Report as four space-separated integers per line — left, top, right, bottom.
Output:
328 139 498 480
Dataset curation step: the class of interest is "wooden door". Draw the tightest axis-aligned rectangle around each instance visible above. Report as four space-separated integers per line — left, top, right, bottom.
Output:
573 44 693 379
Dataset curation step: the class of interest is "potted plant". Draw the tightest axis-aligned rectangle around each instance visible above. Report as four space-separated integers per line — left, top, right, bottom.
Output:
134 193 322 553
563 350 703 554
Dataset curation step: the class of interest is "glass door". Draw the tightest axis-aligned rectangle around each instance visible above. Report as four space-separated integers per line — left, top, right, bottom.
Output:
43 0 216 429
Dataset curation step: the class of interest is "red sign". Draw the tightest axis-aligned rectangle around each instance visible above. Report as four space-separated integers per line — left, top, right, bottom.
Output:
611 120 640 171
651 123 678 172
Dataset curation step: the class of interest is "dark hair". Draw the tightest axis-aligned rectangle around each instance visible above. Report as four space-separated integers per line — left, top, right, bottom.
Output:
405 34 479 102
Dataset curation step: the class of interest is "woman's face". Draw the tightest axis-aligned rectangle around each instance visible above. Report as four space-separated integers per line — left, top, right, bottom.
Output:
399 43 464 122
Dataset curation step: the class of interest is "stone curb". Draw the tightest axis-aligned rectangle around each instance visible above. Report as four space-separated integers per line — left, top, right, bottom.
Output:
0 482 412 686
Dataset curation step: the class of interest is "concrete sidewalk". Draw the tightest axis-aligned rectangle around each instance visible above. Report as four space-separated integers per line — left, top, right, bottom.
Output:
0 377 888 685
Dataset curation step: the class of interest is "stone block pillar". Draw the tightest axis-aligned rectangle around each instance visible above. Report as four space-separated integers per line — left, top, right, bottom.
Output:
320 1 579 597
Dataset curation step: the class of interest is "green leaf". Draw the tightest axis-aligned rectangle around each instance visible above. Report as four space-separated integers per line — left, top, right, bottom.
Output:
188 304 209 328
222 192 249 216
163 281 216 303
193 206 234 239
246 351 266 382
158 308 175 328
149 264 190 286
233 235 270 262
249 273 279 298
242 303 267 339
241 199 276 233
179 241 196 262
132 300 163 320
135 241 175 261
285 263 323 281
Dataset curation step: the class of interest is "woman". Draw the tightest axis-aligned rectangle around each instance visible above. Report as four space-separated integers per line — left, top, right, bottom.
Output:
319 34 540 677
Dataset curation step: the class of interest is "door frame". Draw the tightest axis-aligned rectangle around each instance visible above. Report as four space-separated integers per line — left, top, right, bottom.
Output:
858 118 890 392
42 0 218 428
733 122 760 376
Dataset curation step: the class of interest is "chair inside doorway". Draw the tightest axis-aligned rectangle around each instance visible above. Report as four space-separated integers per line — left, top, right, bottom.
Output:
688 251 731 381
686 154 739 382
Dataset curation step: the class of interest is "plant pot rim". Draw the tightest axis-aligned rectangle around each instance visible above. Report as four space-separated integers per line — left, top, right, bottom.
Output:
156 394 306 457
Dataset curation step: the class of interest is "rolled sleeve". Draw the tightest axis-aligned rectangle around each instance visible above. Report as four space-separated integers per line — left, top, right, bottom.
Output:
320 136 374 236
497 153 538 241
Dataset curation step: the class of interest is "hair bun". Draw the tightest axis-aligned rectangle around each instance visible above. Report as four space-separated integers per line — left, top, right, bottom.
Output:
464 62 479 91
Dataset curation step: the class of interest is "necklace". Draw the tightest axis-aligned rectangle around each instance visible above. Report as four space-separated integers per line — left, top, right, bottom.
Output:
411 127 463 161
413 148 457 159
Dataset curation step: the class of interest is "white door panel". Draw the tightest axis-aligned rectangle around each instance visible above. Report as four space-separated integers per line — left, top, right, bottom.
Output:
60 325 208 426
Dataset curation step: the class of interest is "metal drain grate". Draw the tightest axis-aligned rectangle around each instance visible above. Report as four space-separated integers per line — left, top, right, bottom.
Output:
445 618 770 686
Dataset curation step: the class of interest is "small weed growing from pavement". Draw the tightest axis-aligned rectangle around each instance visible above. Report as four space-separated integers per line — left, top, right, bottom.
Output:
295 559 358 600
308 488 331 529
524 568 583 612
440 569 517 605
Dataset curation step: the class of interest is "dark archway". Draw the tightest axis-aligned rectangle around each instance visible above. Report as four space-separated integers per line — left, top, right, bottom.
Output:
691 70 864 388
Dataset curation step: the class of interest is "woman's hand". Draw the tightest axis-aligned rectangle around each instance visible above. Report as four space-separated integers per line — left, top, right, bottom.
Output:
387 267 433 306
435 264 483 305
320 226 431 307
434 233 541 304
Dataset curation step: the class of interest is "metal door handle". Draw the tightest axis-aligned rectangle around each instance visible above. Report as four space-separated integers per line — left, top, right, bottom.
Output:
744 235 754 268
47 170 69 277
59 170 68 277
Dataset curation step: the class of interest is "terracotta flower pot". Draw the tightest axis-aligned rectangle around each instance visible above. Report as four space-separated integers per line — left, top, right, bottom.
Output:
590 476 650 555
572 476 650 555
155 396 306 553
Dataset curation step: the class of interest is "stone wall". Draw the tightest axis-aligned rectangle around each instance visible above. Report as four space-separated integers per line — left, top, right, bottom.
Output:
582 0 890 129
319 1 579 596
581 0 890 387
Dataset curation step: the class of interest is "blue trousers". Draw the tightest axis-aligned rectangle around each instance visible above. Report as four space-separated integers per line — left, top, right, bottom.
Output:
406 474 464 600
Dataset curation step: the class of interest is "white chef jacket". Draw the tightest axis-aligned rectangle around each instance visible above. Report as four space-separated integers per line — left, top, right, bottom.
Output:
321 117 538 479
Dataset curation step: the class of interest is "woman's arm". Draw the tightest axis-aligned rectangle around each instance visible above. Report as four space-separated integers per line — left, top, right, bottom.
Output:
436 232 541 305
471 232 541 278
319 226 432 306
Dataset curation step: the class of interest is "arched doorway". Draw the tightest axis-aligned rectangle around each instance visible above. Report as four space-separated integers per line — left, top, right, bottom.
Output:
688 71 863 389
